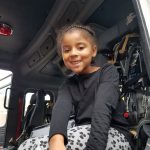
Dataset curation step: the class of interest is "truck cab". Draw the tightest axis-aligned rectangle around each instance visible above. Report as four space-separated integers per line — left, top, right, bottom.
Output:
0 0 150 149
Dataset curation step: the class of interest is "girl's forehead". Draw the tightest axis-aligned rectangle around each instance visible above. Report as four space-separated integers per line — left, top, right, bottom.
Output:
62 29 92 42
64 29 84 36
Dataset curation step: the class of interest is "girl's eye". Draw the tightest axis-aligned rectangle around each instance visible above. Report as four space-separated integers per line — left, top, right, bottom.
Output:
62 48 71 53
78 46 85 50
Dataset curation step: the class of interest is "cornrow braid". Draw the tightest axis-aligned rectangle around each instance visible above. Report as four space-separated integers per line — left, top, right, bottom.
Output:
56 24 98 56
63 24 95 36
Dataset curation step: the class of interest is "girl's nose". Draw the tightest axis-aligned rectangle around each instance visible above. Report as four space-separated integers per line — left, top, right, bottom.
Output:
70 48 78 56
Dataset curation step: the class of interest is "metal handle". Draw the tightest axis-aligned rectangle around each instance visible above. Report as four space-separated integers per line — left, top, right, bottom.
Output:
4 87 12 109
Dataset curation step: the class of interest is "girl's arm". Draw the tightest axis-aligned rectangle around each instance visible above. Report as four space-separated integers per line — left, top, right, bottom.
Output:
85 64 119 150
49 80 73 149
49 134 66 150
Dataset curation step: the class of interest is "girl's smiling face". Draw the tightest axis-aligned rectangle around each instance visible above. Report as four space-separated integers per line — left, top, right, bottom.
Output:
61 29 97 74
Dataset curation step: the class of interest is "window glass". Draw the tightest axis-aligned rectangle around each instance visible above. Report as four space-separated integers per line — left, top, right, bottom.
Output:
0 69 12 127
45 94 51 101
24 92 53 114
24 92 35 116
139 0 150 36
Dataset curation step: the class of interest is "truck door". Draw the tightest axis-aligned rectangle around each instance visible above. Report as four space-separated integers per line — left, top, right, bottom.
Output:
0 69 12 149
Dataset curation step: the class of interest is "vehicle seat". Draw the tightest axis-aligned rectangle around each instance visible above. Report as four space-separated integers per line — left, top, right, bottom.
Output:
26 90 45 136
8 90 46 148
135 120 150 150
22 93 36 131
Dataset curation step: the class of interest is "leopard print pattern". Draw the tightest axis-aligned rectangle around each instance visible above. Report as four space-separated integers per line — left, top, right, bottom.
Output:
18 125 132 150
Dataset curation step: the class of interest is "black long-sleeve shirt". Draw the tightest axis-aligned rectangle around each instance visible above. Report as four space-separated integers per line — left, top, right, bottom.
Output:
49 63 132 149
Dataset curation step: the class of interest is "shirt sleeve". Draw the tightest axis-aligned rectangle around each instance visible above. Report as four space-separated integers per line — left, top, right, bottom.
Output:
85 64 119 150
49 80 73 145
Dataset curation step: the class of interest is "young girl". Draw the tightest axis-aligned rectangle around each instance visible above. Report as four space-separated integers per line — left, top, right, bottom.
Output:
18 24 132 150
49 25 131 150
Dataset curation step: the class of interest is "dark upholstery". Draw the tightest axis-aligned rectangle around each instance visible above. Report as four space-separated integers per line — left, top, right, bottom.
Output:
28 90 45 129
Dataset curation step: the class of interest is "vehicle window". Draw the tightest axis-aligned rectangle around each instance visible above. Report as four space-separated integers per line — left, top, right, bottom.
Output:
139 0 150 35
24 92 53 116
24 92 35 116
0 69 12 127
45 94 51 101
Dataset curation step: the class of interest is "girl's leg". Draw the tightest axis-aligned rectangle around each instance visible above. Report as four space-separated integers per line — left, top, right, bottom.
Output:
18 136 49 150
66 125 132 150
66 124 91 150
18 120 76 150
105 127 132 150
18 125 132 150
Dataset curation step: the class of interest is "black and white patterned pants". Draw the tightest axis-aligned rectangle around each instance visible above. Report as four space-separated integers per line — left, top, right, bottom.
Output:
18 125 132 150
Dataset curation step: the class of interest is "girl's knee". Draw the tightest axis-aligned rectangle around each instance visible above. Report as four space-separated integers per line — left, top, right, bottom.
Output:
106 128 132 150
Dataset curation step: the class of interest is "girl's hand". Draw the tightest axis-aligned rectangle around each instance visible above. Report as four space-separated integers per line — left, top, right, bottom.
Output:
49 142 66 150
49 134 66 150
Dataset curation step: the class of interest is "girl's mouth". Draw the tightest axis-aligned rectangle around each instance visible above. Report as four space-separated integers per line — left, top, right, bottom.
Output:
70 61 81 67
71 61 80 64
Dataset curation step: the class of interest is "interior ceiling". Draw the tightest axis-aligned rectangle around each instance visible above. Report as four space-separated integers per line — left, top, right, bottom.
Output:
0 0 55 62
86 0 134 28
0 0 135 79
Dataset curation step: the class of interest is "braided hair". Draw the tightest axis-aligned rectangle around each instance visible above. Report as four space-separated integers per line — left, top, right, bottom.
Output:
56 24 98 57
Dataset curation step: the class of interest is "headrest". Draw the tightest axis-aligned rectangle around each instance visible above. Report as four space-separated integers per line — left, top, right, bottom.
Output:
30 94 36 105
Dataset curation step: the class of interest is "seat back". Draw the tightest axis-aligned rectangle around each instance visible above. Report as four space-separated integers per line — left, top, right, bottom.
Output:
22 93 36 130
27 90 45 134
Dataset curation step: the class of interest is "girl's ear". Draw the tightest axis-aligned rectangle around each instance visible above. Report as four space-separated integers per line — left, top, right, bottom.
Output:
92 45 97 57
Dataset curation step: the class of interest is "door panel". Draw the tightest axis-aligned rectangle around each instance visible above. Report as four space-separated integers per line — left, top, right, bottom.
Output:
0 70 12 148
